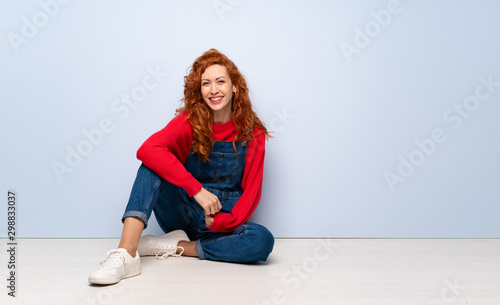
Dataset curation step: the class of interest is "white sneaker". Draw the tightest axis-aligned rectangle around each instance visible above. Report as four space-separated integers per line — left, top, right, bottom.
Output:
88 248 141 285
138 229 190 259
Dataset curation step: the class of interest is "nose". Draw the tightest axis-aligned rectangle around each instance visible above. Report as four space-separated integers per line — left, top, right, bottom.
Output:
209 82 219 94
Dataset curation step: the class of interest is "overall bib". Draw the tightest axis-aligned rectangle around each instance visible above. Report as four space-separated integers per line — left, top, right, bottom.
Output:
122 140 274 262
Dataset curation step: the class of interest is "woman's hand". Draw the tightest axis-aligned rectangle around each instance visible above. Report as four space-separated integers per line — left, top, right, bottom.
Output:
193 187 222 216
205 214 214 227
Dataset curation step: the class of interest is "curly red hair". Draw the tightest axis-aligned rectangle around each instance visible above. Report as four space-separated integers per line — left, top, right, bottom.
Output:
176 49 272 162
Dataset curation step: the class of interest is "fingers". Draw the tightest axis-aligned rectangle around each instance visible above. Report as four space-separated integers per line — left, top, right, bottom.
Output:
194 187 222 215
211 199 222 215
205 201 215 215
207 201 215 215
205 214 214 227
205 192 221 215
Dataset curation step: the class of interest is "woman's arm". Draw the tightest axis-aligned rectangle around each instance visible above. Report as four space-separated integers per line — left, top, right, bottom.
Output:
136 113 202 197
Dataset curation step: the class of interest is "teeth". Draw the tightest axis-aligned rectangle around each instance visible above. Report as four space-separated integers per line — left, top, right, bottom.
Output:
211 97 222 101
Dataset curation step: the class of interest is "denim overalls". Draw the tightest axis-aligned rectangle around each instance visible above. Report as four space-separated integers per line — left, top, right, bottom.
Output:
122 140 274 263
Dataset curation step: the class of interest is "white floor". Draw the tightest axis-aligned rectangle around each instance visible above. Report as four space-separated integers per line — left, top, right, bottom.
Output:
1 239 499 305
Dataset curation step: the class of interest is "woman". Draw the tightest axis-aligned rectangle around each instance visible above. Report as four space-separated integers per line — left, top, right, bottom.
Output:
89 49 274 285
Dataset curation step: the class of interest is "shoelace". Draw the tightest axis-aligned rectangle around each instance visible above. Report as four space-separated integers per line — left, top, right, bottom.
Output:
100 249 130 269
151 244 185 259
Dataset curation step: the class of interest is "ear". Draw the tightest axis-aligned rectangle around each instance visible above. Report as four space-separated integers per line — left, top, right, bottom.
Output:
232 84 237 94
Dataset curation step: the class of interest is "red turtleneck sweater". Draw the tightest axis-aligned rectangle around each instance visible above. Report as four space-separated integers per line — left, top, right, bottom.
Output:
136 112 266 233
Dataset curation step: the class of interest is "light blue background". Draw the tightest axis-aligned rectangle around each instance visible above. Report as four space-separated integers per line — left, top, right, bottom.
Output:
1 0 499 238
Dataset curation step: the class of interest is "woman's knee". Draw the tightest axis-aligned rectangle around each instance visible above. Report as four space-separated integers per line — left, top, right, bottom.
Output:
137 163 159 179
243 223 275 261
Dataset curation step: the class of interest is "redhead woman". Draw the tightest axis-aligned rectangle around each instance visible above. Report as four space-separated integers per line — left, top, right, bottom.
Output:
89 49 274 285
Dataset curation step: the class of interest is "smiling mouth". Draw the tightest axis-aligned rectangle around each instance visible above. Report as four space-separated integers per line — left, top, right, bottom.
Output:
209 96 223 104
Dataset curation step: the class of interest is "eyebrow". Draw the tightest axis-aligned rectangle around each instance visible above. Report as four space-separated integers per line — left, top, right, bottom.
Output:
201 76 227 81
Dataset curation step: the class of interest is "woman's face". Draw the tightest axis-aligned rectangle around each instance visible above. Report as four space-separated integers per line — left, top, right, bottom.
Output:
201 64 236 123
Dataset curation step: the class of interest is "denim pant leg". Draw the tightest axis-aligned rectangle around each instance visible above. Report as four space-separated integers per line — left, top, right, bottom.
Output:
153 180 200 238
196 222 275 263
121 164 163 228
121 164 191 232
122 164 274 263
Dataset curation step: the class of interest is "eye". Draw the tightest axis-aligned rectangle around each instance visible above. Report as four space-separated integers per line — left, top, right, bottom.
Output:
202 82 209 86
218 80 225 84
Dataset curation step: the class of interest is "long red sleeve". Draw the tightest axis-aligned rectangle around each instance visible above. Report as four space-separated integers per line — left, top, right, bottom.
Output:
136 112 266 232
136 113 202 197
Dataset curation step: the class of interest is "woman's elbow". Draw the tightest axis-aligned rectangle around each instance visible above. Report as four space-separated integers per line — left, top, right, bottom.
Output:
136 144 149 161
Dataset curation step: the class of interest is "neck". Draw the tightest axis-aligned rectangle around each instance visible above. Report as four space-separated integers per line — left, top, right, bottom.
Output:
213 111 232 124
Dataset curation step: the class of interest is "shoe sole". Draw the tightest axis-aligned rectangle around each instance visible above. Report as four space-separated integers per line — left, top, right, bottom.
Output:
89 267 141 285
